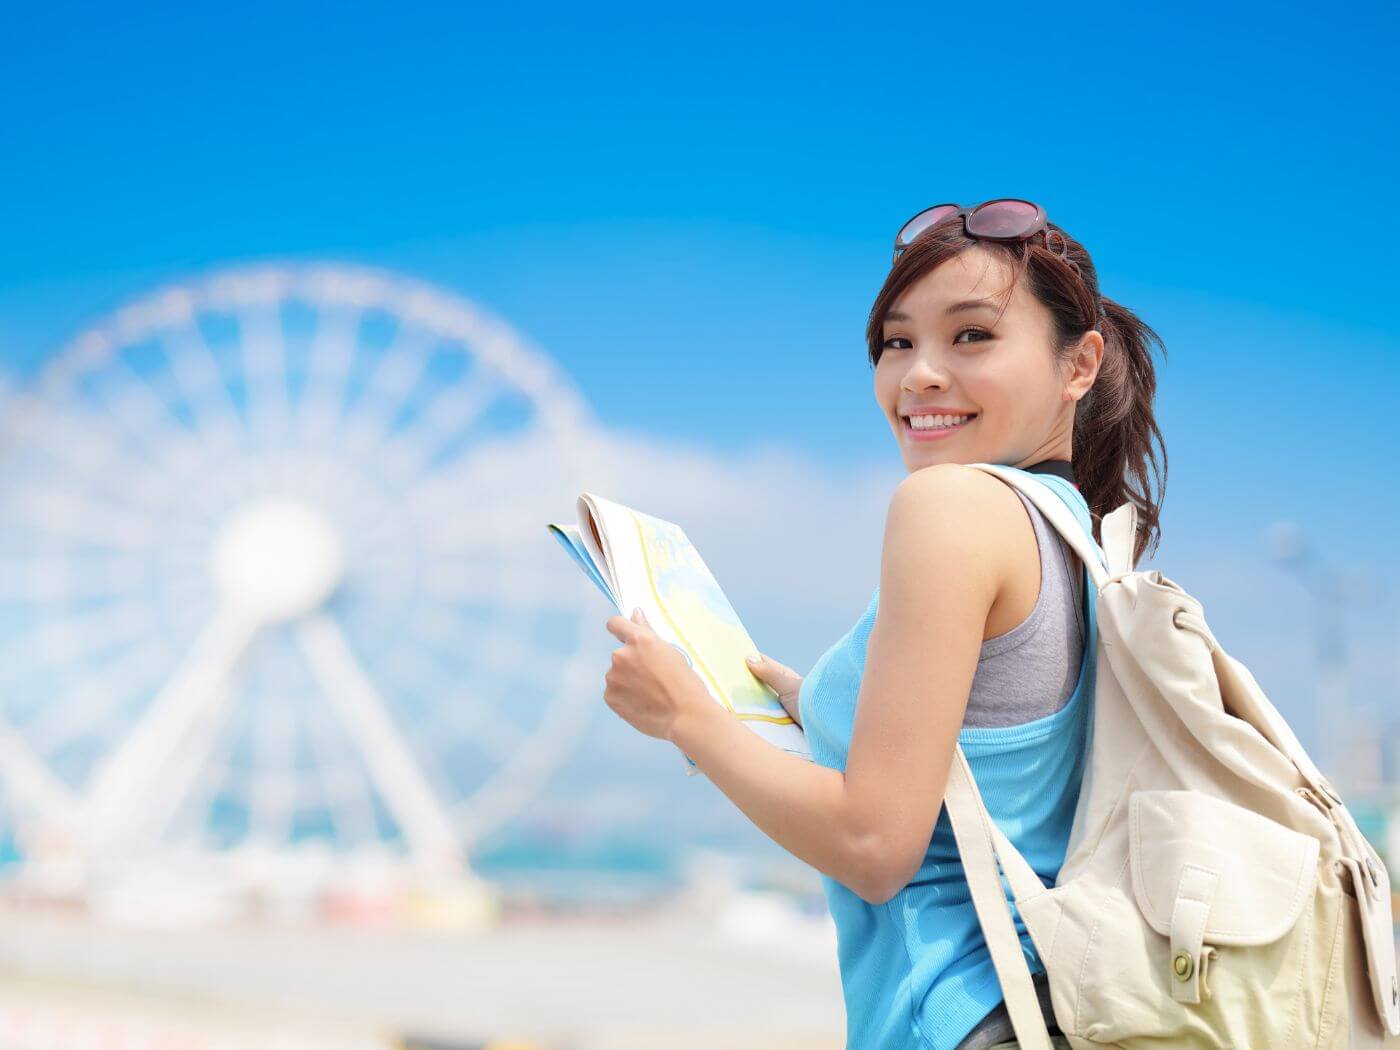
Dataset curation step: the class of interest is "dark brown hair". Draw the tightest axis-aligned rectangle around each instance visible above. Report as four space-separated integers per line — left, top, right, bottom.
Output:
865 219 1167 567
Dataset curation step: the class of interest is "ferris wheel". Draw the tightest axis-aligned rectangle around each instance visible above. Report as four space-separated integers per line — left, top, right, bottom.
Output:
0 262 608 876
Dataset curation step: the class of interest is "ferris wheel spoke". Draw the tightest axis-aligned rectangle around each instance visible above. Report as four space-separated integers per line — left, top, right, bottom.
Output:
294 612 461 866
164 320 250 446
371 369 504 484
4 485 160 549
31 404 191 515
0 598 153 673
155 350 256 519
418 564 581 612
95 376 210 493
0 556 150 601
395 631 528 764
114 350 211 452
441 689 524 766
410 506 559 553
414 369 503 448
357 332 436 422
239 306 293 445
301 705 380 847
83 606 261 851
0 718 81 826
395 425 561 524
26 638 173 754
336 370 495 496
406 607 548 688
247 699 299 846
296 306 363 441
453 647 602 846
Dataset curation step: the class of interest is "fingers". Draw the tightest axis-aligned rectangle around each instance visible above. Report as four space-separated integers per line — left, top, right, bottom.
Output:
605 615 637 643
771 684 803 728
778 700 802 729
752 652 800 685
742 653 804 727
771 659 801 684
746 653 802 698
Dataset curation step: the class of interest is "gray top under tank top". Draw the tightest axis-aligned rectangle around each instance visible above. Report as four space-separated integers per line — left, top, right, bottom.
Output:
963 486 1086 728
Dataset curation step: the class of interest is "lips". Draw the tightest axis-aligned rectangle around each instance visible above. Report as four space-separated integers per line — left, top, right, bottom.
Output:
902 413 976 441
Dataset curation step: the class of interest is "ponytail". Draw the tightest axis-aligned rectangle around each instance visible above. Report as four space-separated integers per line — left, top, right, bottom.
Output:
1073 295 1167 567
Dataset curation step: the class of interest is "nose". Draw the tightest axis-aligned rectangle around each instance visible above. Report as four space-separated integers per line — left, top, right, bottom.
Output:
901 352 951 393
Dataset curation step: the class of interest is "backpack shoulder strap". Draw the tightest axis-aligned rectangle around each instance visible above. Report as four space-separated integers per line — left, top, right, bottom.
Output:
963 464 1114 588
1099 495 1140 576
943 745 1056 1049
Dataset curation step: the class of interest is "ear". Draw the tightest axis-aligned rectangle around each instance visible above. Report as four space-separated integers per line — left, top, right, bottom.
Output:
1064 330 1104 402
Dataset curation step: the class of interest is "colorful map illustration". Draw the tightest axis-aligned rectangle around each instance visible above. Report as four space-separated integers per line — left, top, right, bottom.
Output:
626 509 795 725
548 493 811 770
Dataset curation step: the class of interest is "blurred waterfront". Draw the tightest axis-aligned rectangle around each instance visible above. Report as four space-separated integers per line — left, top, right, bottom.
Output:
0 869 844 1049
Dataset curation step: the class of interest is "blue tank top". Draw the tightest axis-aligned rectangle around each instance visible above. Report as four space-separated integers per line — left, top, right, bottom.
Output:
797 465 1103 1049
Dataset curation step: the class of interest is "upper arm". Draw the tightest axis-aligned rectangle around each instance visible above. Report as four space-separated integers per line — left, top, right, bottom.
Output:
843 464 1015 903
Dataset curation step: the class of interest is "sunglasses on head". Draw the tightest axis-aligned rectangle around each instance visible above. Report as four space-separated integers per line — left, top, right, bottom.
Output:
892 198 1062 266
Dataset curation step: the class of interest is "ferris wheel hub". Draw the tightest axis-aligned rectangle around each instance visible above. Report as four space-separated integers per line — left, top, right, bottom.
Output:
210 499 345 621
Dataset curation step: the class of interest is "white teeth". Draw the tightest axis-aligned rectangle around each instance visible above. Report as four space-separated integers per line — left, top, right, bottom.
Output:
908 413 972 430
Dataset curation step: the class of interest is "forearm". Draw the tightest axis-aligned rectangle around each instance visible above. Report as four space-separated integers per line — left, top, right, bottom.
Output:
670 684 884 900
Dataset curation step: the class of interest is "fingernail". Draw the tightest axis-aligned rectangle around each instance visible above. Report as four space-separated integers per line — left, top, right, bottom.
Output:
746 654 761 665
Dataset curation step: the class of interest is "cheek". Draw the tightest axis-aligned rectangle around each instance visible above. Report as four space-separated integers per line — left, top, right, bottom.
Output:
873 362 901 409
966 351 1041 407
955 362 1013 413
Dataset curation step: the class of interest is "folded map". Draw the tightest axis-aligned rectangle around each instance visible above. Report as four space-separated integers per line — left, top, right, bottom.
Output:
547 493 812 775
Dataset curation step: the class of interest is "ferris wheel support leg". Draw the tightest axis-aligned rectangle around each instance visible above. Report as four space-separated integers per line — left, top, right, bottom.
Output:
135 682 241 849
295 613 468 878
83 609 260 856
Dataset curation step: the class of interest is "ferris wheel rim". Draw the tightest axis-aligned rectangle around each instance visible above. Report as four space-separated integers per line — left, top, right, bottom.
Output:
27 259 596 434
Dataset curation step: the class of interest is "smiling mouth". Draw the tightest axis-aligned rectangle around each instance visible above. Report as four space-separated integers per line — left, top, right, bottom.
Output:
901 413 978 438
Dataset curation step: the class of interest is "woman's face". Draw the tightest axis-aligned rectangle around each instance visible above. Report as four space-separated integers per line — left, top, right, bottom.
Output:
874 246 1102 474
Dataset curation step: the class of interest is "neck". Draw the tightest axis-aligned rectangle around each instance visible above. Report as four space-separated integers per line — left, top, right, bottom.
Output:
1023 457 1077 487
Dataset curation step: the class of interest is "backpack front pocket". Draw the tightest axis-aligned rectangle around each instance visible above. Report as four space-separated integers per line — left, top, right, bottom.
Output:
1067 788 1332 1046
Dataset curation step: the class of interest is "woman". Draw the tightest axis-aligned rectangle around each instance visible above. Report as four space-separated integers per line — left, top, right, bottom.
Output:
603 199 1167 1049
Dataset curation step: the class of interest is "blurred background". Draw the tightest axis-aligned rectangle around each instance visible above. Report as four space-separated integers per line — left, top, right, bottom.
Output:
0 2 1396 1047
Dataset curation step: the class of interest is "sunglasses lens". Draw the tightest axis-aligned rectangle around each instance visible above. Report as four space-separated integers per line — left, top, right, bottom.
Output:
896 205 960 251
966 199 1040 239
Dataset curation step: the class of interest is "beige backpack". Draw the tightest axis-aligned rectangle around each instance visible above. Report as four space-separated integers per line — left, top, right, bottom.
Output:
944 463 1400 1048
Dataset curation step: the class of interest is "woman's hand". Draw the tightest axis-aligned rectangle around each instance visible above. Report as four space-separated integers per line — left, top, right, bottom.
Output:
745 652 805 728
603 608 708 742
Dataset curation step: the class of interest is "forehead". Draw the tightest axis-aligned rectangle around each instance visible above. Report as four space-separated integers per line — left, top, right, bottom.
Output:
888 247 1025 319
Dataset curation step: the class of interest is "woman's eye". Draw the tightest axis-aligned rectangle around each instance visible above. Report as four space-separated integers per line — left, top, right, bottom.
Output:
881 336 912 351
954 327 991 344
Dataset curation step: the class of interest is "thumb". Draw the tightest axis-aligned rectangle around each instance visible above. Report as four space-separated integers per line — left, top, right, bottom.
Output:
746 652 799 687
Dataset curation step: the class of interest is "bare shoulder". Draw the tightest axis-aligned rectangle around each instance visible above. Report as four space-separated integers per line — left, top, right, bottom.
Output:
889 463 1027 533
885 463 1030 588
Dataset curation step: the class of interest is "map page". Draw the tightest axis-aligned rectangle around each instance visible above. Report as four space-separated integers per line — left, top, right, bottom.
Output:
548 493 812 773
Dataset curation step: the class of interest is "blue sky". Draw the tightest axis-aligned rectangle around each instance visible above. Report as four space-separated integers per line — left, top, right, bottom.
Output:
1 2 1398 835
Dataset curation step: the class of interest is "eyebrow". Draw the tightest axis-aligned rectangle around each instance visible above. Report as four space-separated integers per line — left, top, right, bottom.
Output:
884 299 1000 323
